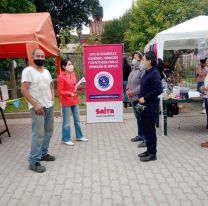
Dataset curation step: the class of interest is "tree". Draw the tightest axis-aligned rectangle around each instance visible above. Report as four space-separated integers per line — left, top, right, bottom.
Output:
33 0 99 33
125 0 208 51
101 11 131 52
0 0 36 13
87 33 100 45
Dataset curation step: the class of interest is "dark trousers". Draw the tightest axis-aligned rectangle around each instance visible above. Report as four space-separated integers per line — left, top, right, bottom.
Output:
132 101 145 140
141 110 158 154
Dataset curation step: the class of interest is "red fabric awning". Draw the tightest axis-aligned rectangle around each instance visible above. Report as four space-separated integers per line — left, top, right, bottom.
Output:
0 13 60 68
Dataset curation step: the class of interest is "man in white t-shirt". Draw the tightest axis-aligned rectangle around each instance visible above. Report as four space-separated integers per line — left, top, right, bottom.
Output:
21 48 55 173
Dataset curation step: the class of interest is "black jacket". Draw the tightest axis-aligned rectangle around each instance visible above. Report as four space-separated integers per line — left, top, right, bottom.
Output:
140 67 162 111
123 59 131 81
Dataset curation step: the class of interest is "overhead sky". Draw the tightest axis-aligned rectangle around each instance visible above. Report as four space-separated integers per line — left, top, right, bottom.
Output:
82 0 133 34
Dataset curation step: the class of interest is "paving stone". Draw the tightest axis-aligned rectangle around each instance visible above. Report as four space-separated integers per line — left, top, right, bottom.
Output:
40 190 52 203
81 188 92 201
5 198 19 206
0 113 208 206
0 193 12 206
92 193 102 205
102 186 112 198
27 197 40 206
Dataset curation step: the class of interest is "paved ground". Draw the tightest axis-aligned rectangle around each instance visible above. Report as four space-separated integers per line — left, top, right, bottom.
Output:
0 111 208 206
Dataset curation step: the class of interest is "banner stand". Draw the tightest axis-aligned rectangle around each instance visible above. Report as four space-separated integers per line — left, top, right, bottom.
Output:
83 44 123 123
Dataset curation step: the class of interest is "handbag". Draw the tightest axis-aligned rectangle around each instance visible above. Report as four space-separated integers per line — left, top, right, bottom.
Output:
135 103 147 113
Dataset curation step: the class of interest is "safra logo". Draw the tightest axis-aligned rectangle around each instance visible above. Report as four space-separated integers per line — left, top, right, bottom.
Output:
96 107 115 115
94 71 114 91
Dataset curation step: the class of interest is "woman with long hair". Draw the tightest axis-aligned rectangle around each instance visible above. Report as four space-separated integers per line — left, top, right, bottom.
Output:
57 59 88 146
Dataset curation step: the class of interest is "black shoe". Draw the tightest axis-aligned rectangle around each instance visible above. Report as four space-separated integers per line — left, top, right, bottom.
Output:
131 136 143 142
41 154 55 161
124 103 128 108
138 141 146 148
140 153 157 162
128 102 132 107
138 151 149 158
29 162 46 173
168 111 173 117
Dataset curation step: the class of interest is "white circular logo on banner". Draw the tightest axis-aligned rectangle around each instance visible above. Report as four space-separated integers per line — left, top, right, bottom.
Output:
94 71 114 91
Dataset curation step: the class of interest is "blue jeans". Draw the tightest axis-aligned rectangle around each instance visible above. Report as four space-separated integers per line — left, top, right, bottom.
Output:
132 101 146 142
29 105 54 165
62 105 83 142
123 81 128 103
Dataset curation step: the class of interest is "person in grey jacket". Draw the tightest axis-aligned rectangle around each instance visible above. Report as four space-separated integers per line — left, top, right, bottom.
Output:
126 51 146 147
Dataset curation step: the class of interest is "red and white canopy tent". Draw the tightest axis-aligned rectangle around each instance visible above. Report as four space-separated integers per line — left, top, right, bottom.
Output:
0 12 60 71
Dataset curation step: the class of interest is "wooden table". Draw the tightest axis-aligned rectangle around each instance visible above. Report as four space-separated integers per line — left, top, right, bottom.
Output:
158 98 207 136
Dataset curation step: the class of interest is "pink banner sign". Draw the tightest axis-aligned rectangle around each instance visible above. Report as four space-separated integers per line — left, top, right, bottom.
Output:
84 44 123 103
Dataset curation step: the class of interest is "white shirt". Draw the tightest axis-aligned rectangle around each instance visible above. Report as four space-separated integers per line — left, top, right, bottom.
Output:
21 66 53 109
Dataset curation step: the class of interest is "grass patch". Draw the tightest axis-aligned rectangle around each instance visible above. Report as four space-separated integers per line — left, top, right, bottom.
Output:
4 94 86 113
4 97 61 113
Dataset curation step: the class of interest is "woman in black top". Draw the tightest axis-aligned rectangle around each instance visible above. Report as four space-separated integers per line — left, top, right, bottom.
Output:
138 51 163 162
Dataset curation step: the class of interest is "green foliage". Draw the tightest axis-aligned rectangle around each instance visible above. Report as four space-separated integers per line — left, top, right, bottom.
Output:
69 35 79 44
86 33 101 45
45 57 57 79
58 28 79 49
0 0 36 13
58 29 71 49
125 0 208 51
74 44 83 54
4 98 29 113
101 11 131 51
33 0 99 33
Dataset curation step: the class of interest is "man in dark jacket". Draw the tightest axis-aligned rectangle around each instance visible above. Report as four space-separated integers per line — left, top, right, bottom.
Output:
138 51 163 162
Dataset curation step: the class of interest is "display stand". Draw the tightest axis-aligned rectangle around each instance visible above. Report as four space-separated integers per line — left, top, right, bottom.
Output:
0 107 10 144
160 99 207 136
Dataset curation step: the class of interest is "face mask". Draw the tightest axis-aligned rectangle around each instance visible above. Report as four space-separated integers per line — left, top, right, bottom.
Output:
140 62 147 70
66 65 74 73
132 59 138 66
34 59 45 67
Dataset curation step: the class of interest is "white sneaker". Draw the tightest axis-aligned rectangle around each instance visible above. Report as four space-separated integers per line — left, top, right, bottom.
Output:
201 109 206 114
63 141 74 146
76 137 88 142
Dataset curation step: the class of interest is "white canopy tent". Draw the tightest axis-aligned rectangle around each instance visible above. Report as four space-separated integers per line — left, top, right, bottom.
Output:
145 15 208 59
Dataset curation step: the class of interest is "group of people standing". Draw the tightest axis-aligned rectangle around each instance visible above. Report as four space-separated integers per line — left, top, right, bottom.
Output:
21 48 163 173
123 51 163 162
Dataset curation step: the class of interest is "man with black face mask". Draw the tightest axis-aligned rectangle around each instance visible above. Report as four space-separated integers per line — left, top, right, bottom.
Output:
21 48 55 173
